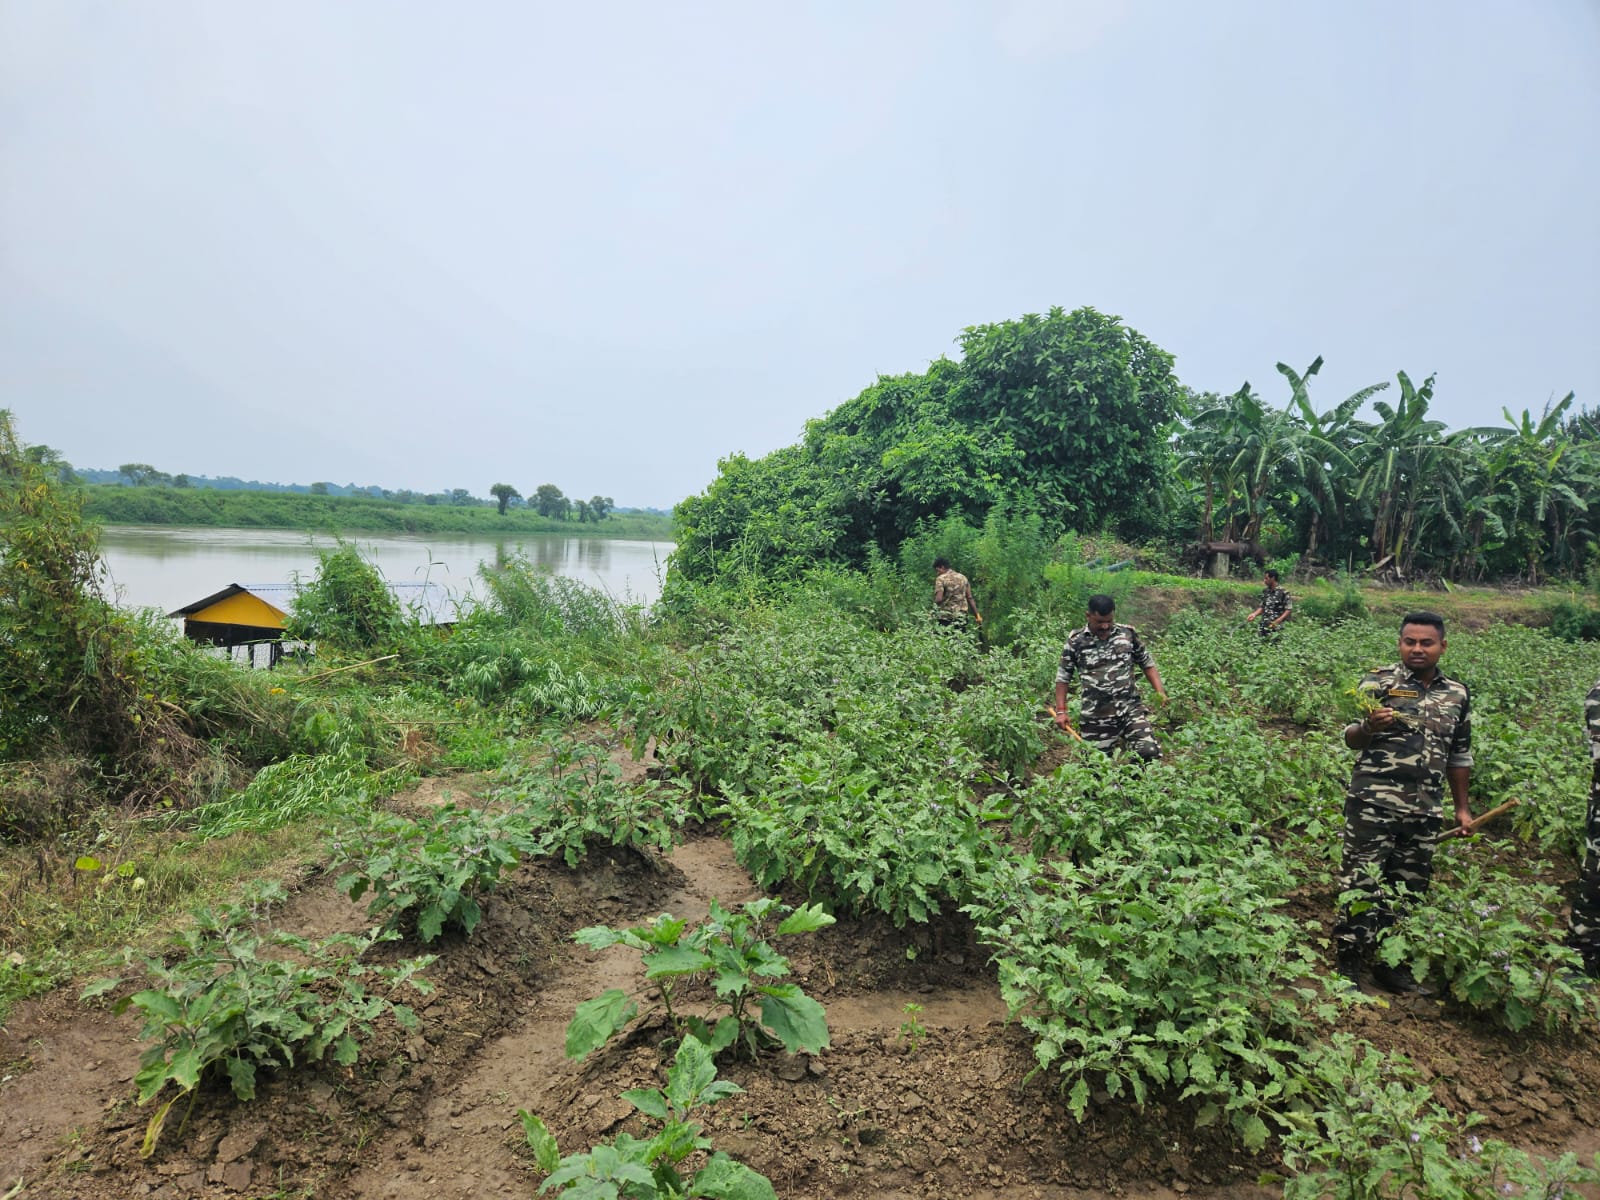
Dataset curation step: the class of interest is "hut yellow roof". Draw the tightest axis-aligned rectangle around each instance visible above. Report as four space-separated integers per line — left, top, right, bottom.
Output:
167 584 289 631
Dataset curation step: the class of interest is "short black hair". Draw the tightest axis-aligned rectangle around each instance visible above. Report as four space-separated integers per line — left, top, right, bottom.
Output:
1086 594 1116 616
933 557 950 571
1400 611 1445 637
1264 568 1279 581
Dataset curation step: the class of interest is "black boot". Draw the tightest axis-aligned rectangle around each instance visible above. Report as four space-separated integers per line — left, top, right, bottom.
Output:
1334 945 1364 991
1370 959 1433 997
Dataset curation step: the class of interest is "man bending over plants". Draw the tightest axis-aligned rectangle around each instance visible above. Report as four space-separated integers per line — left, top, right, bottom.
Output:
1053 594 1167 762
1564 676 1600 978
1335 611 1474 994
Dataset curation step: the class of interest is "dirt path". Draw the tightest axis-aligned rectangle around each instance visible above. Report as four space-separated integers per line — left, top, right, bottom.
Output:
337 836 768 1199
7 809 1598 1199
332 835 1272 1200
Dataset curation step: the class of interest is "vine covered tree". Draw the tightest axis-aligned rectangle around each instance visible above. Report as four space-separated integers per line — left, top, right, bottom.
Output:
489 482 521 515
673 307 1182 585
533 483 568 519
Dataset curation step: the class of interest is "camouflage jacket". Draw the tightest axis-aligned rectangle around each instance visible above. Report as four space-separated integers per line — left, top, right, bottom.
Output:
1260 587 1290 625
1056 624 1156 718
1588 678 1600 767
934 569 974 618
1348 663 1473 817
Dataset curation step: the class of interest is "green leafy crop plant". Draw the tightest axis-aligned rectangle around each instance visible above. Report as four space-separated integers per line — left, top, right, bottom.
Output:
82 882 433 1157
493 731 686 868
725 767 989 927
521 1034 777 1199
335 803 530 941
1375 845 1598 1032
565 898 833 1062
1274 1034 1600 1199
966 838 1331 1150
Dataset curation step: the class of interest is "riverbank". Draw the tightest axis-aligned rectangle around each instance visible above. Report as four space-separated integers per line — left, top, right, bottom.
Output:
83 484 674 539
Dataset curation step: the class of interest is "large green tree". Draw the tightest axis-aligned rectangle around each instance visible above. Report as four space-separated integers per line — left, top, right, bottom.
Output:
672 307 1182 585
489 482 521 515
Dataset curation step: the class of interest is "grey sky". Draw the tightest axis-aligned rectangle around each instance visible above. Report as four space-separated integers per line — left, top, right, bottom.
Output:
2 1 1596 509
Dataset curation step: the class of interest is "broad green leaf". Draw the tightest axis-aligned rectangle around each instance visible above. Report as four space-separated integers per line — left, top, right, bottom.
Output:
756 987 829 1054
130 989 183 1024
622 1087 670 1120
775 904 835 936
1067 1077 1090 1121
225 1056 256 1101
519 1111 560 1173
643 945 714 979
1235 1113 1269 1151
611 1162 657 1187
79 976 121 1000
565 989 637 1060
690 1153 779 1200
706 1016 741 1054
417 903 447 944
665 1036 718 1111
167 1046 204 1092
74 855 102 871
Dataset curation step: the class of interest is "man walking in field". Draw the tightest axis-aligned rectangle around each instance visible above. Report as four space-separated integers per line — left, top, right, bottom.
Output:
932 558 982 629
1334 611 1474 994
1053 594 1167 762
1245 568 1291 637
1563 677 1600 978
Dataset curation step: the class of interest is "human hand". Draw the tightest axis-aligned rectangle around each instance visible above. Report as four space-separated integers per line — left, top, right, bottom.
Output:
1362 707 1397 733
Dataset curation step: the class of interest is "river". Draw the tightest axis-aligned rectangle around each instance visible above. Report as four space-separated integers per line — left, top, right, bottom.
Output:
96 525 673 615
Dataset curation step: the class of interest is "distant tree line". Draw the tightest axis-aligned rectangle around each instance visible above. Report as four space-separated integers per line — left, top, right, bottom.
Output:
673 305 1594 587
487 483 614 523
64 461 631 522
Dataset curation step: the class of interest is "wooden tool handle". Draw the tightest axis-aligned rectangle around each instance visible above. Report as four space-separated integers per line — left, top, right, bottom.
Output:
1453 798 1520 836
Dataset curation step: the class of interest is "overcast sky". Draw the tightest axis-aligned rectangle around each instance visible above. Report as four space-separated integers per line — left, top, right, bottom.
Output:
2 2 1596 509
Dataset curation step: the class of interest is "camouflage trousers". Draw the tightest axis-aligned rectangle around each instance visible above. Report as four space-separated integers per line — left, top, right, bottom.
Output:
1080 711 1161 763
1333 796 1437 951
1566 769 1600 969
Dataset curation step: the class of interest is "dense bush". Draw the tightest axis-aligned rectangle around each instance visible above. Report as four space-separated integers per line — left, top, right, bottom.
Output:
672 307 1183 587
286 542 404 651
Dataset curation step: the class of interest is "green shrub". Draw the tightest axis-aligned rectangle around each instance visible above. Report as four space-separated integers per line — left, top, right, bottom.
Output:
494 732 686 867
565 898 833 1061
1295 573 1369 624
287 542 404 651
1276 1034 1600 1199
965 838 1326 1150
1548 599 1600 641
1375 846 1597 1032
83 882 433 1156
0 413 188 783
335 804 529 941
520 1035 778 1199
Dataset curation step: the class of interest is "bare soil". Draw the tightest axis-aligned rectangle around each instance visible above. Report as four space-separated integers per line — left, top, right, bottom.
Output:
4 765 1600 1200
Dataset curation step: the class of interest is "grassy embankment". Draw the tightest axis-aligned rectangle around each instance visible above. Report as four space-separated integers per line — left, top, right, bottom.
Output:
83 484 674 539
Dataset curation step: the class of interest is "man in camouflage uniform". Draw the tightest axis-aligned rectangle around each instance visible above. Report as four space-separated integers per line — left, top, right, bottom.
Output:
1054 594 1167 762
1564 678 1600 976
1334 611 1474 994
1245 569 1291 638
932 558 982 629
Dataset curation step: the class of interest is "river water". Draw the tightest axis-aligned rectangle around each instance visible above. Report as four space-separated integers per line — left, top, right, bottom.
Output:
96 525 673 615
